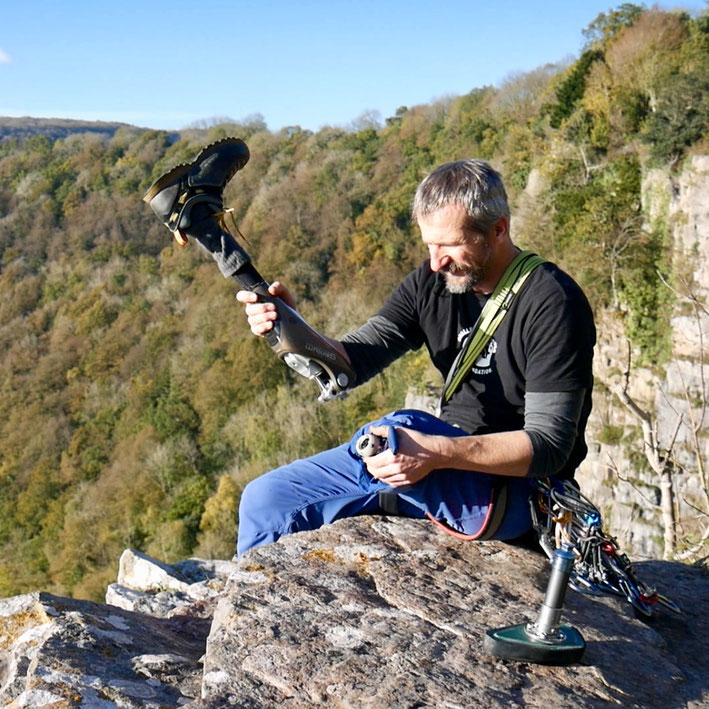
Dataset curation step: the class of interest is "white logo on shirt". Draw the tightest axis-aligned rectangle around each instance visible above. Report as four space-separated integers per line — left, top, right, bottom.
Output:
472 338 497 375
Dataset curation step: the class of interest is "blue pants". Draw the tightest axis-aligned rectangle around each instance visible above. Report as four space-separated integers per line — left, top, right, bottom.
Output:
237 409 533 558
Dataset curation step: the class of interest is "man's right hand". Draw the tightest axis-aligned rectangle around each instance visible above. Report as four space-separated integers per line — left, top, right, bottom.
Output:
236 281 296 337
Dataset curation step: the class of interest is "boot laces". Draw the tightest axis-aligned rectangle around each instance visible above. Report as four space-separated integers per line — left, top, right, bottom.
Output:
214 207 249 244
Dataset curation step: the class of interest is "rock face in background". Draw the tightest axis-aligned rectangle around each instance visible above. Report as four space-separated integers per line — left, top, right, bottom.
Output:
579 155 709 559
412 157 709 562
2 517 708 708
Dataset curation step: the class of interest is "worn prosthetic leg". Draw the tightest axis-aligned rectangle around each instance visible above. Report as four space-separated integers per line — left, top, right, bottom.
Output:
143 138 355 401
143 137 257 280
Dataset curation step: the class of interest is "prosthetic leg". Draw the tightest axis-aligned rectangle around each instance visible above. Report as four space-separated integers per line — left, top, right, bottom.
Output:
484 546 586 664
143 138 355 401
529 478 681 618
485 478 680 664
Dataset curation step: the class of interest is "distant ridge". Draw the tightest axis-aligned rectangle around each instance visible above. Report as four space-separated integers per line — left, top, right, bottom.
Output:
0 115 149 142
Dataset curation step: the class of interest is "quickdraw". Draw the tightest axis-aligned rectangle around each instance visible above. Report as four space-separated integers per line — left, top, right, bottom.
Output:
530 478 681 617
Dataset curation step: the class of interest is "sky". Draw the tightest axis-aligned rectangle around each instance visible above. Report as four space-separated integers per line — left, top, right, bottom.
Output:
0 0 706 133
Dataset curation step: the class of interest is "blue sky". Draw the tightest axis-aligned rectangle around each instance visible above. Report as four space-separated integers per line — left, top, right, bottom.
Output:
0 1 706 132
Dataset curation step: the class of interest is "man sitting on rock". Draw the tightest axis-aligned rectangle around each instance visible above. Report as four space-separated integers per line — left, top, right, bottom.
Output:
235 159 595 557
145 142 595 559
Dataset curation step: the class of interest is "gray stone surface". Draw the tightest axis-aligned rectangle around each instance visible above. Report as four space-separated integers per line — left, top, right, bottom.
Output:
0 591 209 707
2 518 707 708
198 517 709 708
106 550 240 619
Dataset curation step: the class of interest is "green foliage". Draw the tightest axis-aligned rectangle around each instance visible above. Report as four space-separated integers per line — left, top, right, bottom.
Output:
618 224 674 364
543 50 603 128
166 476 210 532
0 4 705 599
337 127 382 173
139 373 200 441
643 72 709 161
549 156 635 291
596 424 625 445
195 475 239 558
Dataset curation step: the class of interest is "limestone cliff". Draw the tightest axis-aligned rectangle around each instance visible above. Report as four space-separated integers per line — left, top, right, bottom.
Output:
579 155 709 559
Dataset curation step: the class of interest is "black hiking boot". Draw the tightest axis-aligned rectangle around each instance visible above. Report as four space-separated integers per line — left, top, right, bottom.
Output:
143 137 250 242
144 137 258 281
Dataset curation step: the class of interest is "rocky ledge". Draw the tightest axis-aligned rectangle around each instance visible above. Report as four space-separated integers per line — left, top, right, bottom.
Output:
1 516 708 708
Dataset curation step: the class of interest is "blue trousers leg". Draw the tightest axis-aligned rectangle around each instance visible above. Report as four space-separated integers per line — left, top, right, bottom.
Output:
237 409 532 558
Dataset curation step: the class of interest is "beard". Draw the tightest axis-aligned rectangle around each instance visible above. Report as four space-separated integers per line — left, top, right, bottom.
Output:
442 262 487 294
441 235 492 293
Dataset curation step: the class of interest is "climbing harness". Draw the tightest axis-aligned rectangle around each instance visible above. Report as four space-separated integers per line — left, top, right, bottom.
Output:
425 483 508 541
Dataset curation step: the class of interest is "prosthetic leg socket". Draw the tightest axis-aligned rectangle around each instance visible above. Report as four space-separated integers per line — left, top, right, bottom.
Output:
483 547 585 664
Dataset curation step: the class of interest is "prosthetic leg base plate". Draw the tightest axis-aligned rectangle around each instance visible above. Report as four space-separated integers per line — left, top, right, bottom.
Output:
484 623 585 664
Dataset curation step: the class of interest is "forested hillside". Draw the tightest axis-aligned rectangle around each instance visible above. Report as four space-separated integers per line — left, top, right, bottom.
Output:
0 116 144 143
0 5 707 599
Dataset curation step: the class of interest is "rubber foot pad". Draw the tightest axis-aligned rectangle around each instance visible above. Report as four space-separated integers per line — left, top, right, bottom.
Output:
484 623 586 664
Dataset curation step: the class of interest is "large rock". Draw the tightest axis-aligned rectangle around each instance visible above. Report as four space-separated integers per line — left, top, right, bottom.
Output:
105 550 240 619
198 516 709 708
1 517 707 708
0 591 209 707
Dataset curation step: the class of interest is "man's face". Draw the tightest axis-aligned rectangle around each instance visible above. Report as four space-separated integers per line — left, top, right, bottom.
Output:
417 203 493 294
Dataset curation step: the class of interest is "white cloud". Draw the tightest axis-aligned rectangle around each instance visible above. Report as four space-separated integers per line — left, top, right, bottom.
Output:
0 49 11 64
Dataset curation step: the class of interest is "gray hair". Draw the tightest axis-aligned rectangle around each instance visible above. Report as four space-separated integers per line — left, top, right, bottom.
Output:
411 159 510 234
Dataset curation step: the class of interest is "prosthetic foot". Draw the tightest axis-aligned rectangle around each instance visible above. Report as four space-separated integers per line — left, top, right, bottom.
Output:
484 547 586 664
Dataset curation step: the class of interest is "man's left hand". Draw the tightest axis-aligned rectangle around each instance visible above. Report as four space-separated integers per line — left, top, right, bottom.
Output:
364 426 443 487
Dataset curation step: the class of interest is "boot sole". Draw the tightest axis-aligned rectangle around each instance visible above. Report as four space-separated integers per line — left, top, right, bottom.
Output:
142 136 248 204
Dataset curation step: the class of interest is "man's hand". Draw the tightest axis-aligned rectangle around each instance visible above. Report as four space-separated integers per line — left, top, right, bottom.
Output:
236 281 296 337
364 426 444 488
366 427 535 481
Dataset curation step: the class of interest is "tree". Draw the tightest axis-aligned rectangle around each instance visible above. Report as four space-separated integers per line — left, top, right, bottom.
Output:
643 72 709 162
196 474 240 558
582 3 645 48
543 50 603 129
609 265 709 561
